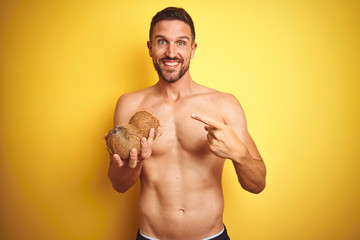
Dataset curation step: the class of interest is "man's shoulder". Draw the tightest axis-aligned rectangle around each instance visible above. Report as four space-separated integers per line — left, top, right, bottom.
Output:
195 83 237 99
114 87 155 124
211 91 238 101
194 87 244 126
198 87 243 116
197 86 239 105
117 87 154 106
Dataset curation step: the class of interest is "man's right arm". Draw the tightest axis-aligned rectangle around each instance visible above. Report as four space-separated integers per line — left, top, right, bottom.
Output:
107 93 153 193
108 150 144 193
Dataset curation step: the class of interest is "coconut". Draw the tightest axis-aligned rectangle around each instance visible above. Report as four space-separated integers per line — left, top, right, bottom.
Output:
129 111 160 138
106 123 142 161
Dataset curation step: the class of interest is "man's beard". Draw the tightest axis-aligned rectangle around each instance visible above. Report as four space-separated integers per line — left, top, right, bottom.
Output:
153 57 190 83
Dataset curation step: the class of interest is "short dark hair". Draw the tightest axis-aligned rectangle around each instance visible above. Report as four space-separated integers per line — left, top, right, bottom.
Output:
149 7 195 43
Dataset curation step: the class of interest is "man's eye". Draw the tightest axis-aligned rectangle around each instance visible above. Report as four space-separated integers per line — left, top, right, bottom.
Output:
158 40 167 45
177 41 186 46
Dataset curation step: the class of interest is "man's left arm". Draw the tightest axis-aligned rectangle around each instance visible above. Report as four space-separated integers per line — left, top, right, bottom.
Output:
191 94 266 194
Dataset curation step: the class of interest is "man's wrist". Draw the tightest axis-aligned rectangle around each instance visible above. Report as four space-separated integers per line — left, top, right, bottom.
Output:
231 148 252 166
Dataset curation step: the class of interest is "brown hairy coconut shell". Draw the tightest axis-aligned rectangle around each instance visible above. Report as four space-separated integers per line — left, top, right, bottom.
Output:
129 111 160 138
106 123 142 161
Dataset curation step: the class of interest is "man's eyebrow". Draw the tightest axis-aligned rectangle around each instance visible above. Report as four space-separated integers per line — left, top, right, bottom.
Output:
154 34 166 39
154 35 190 41
177 36 190 41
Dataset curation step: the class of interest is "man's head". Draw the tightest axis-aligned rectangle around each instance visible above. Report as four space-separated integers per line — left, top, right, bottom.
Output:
148 7 197 83
149 7 195 43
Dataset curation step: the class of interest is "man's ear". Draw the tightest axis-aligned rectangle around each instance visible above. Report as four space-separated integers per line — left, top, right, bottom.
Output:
191 42 197 59
147 41 152 57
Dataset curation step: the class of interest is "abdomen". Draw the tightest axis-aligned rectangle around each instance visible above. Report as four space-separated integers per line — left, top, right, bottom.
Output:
138 153 225 240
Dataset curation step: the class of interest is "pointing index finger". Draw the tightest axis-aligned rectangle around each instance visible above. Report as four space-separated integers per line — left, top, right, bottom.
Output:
191 113 223 129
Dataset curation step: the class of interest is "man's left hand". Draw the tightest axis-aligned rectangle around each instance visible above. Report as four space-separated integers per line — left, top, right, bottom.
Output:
191 113 249 160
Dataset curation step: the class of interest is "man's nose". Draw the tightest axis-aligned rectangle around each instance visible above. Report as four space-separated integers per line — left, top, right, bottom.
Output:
166 43 176 58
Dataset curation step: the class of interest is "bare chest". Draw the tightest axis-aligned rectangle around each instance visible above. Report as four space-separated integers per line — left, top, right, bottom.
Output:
140 98 223 157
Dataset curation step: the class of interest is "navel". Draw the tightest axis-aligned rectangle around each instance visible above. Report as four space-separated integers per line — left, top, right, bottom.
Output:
177 208 185 213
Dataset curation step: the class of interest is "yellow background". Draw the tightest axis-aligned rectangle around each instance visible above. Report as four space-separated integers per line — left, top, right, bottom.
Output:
1 0 359 239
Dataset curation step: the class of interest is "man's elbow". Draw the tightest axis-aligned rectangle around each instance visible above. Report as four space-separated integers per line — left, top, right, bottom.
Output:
250 181 266 194
112 183 130 193
241 179 266 194
251 164 266 194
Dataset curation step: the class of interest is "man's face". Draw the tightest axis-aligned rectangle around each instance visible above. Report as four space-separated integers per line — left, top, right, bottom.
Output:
147 20 197 83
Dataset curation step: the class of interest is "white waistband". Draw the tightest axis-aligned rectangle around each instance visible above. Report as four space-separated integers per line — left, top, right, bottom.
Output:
139 232 159 240
202 227 224 240
140 227 224 240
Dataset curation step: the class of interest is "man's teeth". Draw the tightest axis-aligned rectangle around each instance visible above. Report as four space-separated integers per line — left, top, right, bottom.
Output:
164 62 178 66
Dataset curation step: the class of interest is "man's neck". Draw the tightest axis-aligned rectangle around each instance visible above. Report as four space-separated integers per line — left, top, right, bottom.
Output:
155 73 195 102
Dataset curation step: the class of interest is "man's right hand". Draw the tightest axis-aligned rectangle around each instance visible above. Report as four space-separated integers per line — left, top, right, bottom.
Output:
106 128 155 169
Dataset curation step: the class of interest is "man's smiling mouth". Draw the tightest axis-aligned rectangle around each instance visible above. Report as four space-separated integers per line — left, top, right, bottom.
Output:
164 61 179 66
160 57 182 67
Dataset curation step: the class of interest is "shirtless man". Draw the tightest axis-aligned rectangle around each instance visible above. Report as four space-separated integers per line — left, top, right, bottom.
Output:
107 7 266 240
